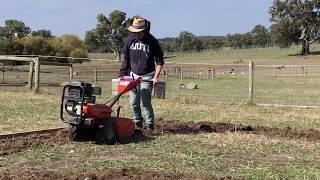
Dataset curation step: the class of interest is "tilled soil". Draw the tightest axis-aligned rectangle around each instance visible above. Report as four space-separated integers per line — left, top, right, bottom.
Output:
155 120 320 141
1 120 320 179
0 168 208 180
0 128 68 156
2 120 320 156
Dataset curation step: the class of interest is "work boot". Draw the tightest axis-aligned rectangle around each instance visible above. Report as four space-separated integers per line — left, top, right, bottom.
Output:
135 121 143 129
147 124 154 130
145 124 154 135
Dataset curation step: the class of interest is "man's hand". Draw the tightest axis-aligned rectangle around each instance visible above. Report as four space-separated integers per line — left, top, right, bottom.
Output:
152 77 159 87
153 64 163 87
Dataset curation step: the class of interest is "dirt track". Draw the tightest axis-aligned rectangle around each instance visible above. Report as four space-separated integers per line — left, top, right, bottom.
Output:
1 119 320 179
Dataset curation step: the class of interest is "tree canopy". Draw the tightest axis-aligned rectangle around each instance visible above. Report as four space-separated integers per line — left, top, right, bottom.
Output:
270 0 320 55
0 19 31 39
84 10 128 60
31 29 53 38
0 19 87 61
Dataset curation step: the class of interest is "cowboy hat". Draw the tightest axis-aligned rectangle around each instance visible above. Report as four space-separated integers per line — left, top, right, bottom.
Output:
128 18 148 33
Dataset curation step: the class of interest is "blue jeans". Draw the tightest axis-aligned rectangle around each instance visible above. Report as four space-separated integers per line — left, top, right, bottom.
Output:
129 74 154 127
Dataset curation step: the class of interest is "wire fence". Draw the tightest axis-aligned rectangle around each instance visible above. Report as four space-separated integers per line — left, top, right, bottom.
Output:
0 60 30 85
1 60 320 107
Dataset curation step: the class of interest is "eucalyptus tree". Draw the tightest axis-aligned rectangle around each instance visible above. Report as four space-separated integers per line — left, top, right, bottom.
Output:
270 0 320 55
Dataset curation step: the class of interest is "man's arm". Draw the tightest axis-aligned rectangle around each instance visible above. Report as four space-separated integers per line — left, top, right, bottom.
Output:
153 64 163 85
119 41 130 77
151 37 164 85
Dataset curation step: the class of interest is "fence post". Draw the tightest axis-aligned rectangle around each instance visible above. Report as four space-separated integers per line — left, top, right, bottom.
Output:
197 69 199 79
212 69 215 84
2 60 4 84
94 67 97 84
34 57 40 94
186 68 189 77
248 61 254 105
27 61 34 90
69 64 73 81
165 70 168 81
180 68 183 82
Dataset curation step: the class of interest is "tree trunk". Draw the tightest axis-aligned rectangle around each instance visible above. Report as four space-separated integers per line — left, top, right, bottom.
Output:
110 49 121 61
300 26 310 56
116 49 121 62
301 39 310 56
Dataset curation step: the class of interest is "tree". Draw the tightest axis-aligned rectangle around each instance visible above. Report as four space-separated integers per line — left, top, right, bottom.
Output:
159 41 175 53
0 39 9 55
226 33 244 48
241 32 254 48
84 30 110 53
31 29 53 38
270 20 300 48
48 34 87 60
70 48 87 58
251 25 271 47
202 37 224 50
0 19 31 39
23 36 53 55
270 0 320 55
176 31 205 52
85 10 128 61
0 19 31 55
9 38 24 55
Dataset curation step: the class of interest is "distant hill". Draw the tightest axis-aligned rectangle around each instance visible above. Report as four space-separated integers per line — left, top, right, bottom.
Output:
198 36 225 40
158 37 176 43
158 36 225 43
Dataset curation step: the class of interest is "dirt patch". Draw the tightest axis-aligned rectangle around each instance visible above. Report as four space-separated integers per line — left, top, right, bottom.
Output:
0 168 209 180
156 121 320 141
0 128 68 156
154 119 320 141
2 120 317 179
2 120 320 156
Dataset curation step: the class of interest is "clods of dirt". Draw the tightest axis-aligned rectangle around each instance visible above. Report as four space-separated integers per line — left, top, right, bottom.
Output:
0 128 68 156
154 120 320 141
2 120 320 157
0 168 209 180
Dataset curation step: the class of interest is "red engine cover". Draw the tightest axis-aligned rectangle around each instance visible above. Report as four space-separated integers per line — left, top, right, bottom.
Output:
83 103 112 119
114 117 135 140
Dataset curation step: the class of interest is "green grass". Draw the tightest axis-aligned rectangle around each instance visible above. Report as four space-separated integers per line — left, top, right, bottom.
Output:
0 90 65 133
87 44 320 64
2 74 320 135
165 44 320 64
161 74 320 106
2 133 320 179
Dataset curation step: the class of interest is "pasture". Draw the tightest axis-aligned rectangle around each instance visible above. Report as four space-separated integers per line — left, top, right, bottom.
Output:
1 46 320 179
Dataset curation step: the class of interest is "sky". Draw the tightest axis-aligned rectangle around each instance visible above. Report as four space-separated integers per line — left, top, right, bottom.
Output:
0 0 273 39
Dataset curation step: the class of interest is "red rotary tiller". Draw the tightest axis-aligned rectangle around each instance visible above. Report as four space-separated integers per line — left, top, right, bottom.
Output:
60 76 142 144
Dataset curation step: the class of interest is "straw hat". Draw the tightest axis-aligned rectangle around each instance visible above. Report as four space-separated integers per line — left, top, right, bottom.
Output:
128 18 147 33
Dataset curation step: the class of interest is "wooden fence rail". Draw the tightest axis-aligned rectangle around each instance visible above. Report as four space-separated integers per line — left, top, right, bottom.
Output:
0 56 72 94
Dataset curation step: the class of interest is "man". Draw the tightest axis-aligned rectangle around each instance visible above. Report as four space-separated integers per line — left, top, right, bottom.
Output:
119 17 164 132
